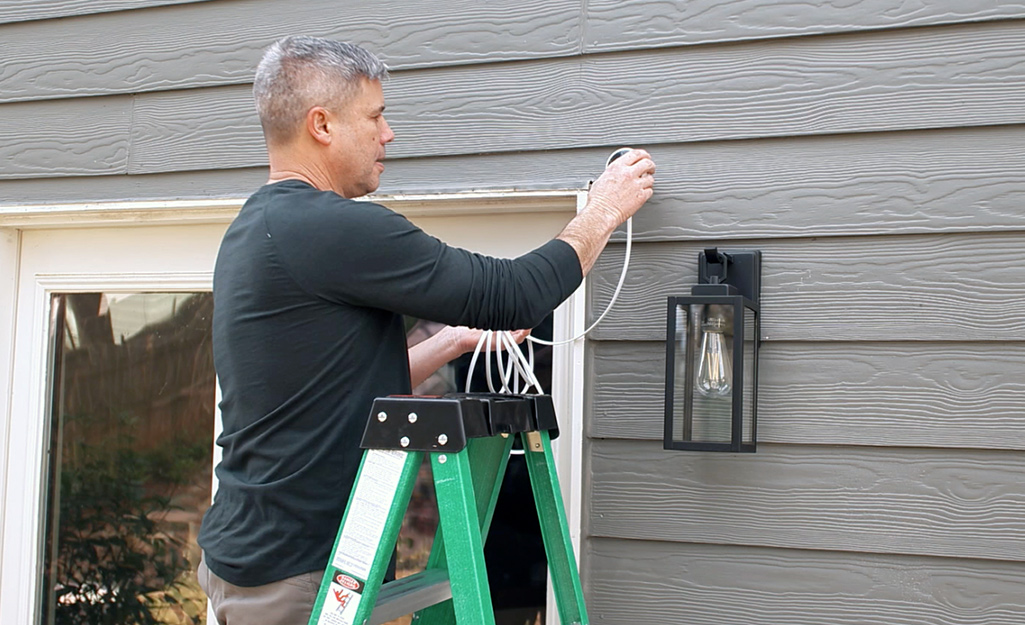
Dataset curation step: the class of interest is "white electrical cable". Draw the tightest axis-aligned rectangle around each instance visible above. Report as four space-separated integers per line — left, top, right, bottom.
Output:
464 215 633 394
464 331 489 393
463 148 637 395
525 215 632 347
465 327 544 394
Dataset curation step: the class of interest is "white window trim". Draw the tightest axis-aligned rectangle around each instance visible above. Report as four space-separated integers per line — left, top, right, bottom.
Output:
0 189 589 624
0 189 581 229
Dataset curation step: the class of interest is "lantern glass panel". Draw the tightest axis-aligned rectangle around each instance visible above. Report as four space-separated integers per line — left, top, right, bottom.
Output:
741 304 758 446
670 304 690 442
673 301 735 444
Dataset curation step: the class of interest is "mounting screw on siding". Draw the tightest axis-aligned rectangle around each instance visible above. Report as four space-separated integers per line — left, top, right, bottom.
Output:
400 437 410 448
408 412 418 423
437 434 448 446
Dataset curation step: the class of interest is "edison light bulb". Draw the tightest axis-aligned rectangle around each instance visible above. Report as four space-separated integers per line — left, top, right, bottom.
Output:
696 316 732 397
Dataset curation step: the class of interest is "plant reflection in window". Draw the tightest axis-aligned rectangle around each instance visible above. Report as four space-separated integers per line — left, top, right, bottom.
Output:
41 293 215 625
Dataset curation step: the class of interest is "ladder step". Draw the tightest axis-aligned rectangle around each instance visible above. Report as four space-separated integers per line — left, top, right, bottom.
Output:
370 569 452 625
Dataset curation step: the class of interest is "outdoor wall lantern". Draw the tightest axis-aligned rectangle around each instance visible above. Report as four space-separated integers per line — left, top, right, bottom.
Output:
664 248 761 452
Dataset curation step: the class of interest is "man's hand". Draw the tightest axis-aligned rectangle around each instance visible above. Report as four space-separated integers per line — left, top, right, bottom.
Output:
586 148 657 226
408 326 531 389
450 326 531 355
556 147 656 276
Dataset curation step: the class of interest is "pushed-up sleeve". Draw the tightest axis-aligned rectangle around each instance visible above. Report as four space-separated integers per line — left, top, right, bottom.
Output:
267 197 583 331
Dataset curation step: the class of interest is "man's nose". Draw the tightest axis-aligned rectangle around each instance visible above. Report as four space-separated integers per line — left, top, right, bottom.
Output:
381 118 395 144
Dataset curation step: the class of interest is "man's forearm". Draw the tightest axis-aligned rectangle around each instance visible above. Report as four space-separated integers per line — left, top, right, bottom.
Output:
556 202 620 277
407 327 530 390
407 327 464 389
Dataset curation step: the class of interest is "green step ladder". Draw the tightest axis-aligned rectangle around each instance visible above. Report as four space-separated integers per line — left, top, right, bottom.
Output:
307 393 588 625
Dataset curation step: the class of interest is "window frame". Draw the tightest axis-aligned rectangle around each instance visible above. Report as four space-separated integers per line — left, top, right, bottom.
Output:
0 190 589 624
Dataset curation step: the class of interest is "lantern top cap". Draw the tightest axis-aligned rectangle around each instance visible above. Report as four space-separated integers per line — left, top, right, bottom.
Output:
690 283 740 297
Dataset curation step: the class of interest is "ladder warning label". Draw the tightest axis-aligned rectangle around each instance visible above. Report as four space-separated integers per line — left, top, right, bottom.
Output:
331 449 407 579
315 578 362 625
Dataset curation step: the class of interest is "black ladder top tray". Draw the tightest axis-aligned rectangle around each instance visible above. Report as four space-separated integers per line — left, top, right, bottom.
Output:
360 393 559 453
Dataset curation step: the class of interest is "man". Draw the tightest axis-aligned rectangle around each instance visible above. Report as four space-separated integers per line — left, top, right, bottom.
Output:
197 35 655 624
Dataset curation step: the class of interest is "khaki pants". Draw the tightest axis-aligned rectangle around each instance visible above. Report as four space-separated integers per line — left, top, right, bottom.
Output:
198 553 323 625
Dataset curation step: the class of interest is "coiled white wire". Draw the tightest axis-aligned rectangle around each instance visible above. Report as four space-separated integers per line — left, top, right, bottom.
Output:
465 216 633 395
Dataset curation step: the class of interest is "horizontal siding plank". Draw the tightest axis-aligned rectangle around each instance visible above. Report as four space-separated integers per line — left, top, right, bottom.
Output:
129 88 264 176
587 233 1025 341
622 125 1025 242
110 21 1025 174
585 0 1025 53
588 441 1025 561
0 0 581 102
6 126 1025 244
0 0 208 24
585 538 1025 625
588 341 1025 449
0 97 131 179
0 168 271 205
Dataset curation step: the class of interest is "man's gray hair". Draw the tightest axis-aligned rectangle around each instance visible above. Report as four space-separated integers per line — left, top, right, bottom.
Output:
254 36 388 144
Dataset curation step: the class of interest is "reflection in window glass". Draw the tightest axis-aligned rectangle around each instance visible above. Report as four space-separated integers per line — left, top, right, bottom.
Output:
40 293 215 625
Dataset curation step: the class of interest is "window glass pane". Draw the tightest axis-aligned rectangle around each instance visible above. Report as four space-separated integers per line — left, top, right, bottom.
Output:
41 292 215 625
400 317 553 625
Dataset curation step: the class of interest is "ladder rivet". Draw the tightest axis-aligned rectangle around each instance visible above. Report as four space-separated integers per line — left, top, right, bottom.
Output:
377 411 387 422
438 434 448 445
438 455 447 463
408 412 418 423
400 436 410 448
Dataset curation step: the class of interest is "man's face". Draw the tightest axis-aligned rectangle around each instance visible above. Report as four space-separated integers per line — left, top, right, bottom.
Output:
328 78 395 198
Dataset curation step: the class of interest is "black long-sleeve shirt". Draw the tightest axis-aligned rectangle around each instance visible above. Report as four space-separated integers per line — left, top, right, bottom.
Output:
198 180 582 586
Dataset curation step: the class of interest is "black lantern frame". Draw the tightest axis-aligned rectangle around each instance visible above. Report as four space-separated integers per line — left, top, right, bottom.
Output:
664 249 761 452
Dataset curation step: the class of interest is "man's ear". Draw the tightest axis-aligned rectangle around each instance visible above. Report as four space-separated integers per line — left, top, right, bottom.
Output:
306 106 332 146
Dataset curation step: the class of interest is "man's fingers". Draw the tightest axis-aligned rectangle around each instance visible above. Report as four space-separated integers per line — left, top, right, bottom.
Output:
506 329 531 345
625 148 651 162
629 156 656 177
607 148 650 168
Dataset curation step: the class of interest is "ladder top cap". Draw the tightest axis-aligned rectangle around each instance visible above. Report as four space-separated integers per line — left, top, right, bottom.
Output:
360 394 560 451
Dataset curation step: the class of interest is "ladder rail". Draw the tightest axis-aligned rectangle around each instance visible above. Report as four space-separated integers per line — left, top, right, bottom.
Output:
308 449 423 625
522 430 589 625
415 435 514 625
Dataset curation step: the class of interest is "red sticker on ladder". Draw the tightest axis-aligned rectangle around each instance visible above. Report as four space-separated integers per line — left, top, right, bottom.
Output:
334 573 361 591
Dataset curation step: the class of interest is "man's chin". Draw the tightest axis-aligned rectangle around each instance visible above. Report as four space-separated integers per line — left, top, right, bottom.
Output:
340 177 381 199
364 174 383 195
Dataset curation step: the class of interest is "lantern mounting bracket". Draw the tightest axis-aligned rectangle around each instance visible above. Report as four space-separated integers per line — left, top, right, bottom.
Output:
698 248 761 304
